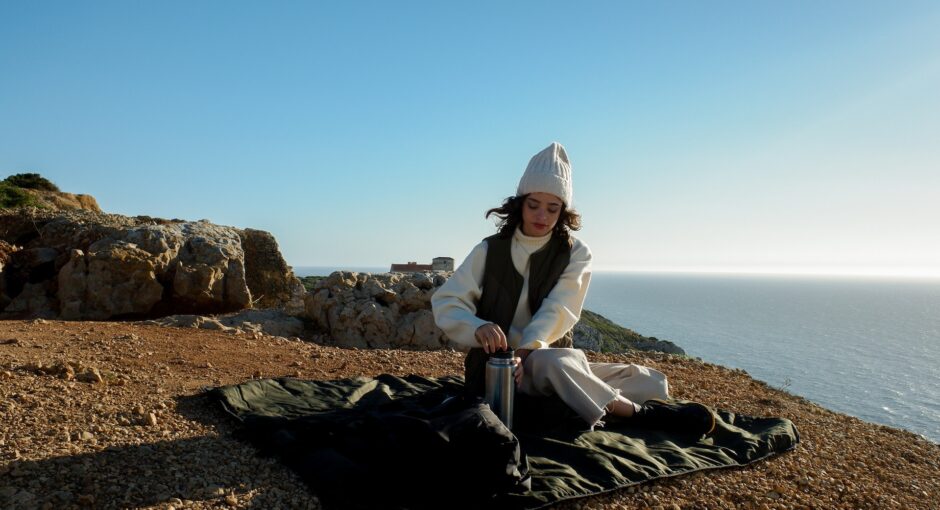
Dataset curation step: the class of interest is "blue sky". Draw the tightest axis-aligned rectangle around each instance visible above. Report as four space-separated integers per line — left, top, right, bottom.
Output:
2 1 938 276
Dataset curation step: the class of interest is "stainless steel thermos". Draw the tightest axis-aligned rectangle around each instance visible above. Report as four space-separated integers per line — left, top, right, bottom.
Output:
484 350 515 429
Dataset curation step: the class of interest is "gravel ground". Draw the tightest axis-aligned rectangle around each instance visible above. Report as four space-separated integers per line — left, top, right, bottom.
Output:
1 320 938 509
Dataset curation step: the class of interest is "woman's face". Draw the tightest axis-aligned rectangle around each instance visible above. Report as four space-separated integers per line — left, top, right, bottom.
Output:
521 192 563 237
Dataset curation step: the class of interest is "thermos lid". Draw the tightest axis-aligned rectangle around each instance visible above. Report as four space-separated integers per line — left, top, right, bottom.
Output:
491 349 514 359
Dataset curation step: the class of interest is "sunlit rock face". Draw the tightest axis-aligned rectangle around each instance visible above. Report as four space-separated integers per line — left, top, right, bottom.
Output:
302 271 452 350
301 271 685 354
0 208 302 320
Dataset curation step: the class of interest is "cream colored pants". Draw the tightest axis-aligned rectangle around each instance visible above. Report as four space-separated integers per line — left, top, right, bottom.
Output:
518 348 669 427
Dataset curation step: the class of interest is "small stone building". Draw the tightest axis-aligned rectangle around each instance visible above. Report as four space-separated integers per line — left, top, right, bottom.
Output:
390 257 454 273
432 257 454 271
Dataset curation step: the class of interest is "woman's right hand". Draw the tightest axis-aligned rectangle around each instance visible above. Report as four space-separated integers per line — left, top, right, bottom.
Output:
475 323 508 353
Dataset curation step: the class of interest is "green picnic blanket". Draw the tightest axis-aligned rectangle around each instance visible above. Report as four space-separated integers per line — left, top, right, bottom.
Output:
213 374 798 509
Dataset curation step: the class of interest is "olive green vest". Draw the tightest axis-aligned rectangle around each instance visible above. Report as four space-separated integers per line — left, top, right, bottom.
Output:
464 232 574 396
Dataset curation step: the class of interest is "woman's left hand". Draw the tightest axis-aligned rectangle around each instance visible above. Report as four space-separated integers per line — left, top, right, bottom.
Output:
513 349 532 386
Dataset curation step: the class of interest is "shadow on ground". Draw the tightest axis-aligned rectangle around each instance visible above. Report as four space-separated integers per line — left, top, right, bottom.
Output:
0 392 319 510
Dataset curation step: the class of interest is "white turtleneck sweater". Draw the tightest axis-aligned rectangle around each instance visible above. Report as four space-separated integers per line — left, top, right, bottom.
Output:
431 227 592 350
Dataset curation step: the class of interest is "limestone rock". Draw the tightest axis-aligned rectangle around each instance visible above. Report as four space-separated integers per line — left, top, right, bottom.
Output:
0 239 16 270
301 271 684 354
22 189 102 212
301 271 454 350
4 280 57 318
58 240 164 319
0 208 298 320
239 228 304 310
396 309 445 349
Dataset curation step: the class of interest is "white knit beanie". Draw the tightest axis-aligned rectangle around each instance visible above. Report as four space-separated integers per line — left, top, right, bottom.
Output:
516 142 573 206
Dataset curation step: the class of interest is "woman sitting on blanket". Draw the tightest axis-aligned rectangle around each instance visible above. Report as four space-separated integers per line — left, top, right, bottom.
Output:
431 142 716 436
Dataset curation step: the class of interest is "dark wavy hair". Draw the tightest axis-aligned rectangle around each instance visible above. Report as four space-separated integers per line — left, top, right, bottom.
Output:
485 195 582 239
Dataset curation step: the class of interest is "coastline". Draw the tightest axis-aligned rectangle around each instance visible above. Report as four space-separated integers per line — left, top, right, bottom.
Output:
584 271 940 444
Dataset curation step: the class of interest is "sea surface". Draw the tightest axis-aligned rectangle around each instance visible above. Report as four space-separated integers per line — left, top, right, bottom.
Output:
584 272 940 444
295 266 940 443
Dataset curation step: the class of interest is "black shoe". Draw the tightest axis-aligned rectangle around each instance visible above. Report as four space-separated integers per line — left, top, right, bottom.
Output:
633 399 716 438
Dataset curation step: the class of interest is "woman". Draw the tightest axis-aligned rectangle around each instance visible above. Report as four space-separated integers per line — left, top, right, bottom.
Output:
432 142 715 435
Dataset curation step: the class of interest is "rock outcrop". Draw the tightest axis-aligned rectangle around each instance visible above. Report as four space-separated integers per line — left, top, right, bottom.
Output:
0 240 16 275
303 271 450 350
239 228 306 313
301 270 683 354
0 208 303 320
575 309 685 355
22 189 102 212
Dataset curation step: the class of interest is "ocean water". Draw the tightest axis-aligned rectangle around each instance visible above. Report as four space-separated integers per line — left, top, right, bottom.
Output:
296 266 389 276
295 266 940 443
585 272 940 444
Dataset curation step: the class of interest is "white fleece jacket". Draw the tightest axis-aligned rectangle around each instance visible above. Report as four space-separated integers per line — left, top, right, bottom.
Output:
431 227 592 350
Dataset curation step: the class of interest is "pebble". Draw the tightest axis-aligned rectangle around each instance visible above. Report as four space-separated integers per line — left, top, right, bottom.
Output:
77 368 103 384
51 489 73 502
5 322 940 510
201 486 226 498
10 490 36 505
146 412 158 427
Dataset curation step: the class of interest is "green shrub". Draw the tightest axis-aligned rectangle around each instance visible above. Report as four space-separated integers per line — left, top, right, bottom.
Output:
3 172 60 192
0 181 42 208
299 276 326 292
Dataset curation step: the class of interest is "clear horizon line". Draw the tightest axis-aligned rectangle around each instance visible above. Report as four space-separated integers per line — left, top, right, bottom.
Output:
590 266 940 279
290 264 940 279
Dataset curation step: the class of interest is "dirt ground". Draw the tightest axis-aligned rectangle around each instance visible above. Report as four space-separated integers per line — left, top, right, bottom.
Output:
1 320 938 509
